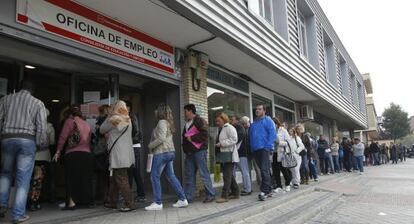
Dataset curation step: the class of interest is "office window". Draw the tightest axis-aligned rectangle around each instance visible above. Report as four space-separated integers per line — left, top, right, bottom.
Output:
298 12 308 58
259 0 274 25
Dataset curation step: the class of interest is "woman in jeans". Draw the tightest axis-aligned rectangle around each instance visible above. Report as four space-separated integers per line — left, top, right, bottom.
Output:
100 101 137 212
215 112 240 203
272 118 292 193
145 103 188 211
330 137 340 173
53 105 93 210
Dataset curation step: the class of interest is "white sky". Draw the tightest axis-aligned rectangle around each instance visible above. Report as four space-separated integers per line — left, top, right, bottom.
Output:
318 0 414 116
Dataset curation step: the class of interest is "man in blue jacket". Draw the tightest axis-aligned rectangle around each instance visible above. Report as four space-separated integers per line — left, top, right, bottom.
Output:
250 104 277 201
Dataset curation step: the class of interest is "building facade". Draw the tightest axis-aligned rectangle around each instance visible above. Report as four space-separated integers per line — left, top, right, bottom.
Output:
355 73 379 143
0 0 367 197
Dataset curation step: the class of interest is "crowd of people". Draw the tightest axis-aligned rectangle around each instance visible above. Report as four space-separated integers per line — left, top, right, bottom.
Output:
0 80 409 223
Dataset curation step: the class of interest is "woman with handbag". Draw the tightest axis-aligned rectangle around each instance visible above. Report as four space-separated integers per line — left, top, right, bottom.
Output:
287 128 305 189
53 105 94 210
144 103 188 211
99 101 137 212
215 112 240 203
272 118 292 193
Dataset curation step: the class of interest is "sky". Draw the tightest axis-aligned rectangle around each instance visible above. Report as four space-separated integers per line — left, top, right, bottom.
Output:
318 0 414 117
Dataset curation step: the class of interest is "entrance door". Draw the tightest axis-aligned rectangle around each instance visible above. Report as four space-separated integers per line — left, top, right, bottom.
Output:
72 74 118 127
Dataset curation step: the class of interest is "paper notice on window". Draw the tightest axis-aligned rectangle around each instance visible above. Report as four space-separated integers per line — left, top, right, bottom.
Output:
83 91 100 103
133 143 141 148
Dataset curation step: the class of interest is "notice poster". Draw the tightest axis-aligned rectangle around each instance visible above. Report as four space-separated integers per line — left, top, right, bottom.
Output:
83 91 100 103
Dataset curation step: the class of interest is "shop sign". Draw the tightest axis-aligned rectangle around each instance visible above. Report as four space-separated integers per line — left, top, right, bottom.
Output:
16 0 175 74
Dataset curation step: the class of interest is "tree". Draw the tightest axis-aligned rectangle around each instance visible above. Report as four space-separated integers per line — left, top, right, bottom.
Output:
398 134 414 147
382 103 410 142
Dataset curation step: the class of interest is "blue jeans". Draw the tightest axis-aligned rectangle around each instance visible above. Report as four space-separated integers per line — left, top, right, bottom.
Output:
253 149 272 194
373 152 380 165
324 154 334 174
355 156 364 172
234 157 252 193
150 152 186 204
0 138 36 220
308 159 318 179
184 150 215 201
352 156 358 170
332 155 340 172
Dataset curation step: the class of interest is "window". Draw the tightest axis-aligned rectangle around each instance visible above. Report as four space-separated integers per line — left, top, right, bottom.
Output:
323 30 336 85
207 83 250 169
252 94 273 119
339 56 348 97
259 0 274 25
275 107 295 129
298 12 308 58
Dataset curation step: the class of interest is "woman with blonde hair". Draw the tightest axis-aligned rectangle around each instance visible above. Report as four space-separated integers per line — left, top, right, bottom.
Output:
145 103 188 211
214 112 240 203
100 100 137 212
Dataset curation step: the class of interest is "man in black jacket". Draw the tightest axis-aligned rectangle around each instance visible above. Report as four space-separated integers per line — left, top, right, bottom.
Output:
230 116 252 196
370 141 381 166
182 104 215 203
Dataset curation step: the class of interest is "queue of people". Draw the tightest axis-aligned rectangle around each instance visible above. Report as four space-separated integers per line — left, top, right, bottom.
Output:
0 80 406 223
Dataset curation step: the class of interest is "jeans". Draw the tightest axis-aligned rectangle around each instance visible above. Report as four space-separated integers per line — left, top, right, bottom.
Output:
222 163 239 198
184 150 215 201
325 154 334 174
373 152 380 165
352 156 358 170
332 155 340 172
300 155 309 182
253 149 272 194
308 159 318 179
151 152 186 204
128 147 145 198
234 157 252 193
0 138 36 220
355 156 364 172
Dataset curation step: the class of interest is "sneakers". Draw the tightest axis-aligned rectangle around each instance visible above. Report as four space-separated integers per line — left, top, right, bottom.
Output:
172 199 188 208
258 192 267 201
285 186 291 192
273 188 283 194
293 184 299 189
314 178 319 182
145 203 163 211
12 215 30 224
359 172 364 175
135 196 147 203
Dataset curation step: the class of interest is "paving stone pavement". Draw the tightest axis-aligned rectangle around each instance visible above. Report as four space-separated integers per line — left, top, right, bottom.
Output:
5 159 412 224
308 159 414 224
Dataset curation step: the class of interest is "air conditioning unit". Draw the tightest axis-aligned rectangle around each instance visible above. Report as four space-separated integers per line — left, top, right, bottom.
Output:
300 105 314 120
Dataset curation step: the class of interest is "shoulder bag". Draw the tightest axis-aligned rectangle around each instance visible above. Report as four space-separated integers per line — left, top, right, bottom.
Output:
66 119 81 149
282 141 298 168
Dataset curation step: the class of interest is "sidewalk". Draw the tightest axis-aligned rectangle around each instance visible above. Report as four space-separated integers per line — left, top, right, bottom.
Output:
36 172 348 224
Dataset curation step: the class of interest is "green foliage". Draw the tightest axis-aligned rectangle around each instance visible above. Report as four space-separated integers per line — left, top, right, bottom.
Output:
382 103 410 141
397 134 414 146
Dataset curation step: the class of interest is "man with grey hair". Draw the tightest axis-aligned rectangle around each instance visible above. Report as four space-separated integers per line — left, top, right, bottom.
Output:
230 116 252 195
239 116 262 189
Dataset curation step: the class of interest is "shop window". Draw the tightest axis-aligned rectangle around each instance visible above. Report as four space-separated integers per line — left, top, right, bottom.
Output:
252 94 273 119
275 107 295 129
208 83 250 169
298 11 308 58
274 95 295 111
324 29 337 85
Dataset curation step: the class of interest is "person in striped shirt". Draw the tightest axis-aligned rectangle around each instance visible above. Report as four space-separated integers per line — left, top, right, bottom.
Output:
0 79 47 224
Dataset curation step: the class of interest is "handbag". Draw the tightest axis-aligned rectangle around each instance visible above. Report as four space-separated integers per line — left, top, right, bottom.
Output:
282 141 298 168
215 151 233 163
66 119 81 149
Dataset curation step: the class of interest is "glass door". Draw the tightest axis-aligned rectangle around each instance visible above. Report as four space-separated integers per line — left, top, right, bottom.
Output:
72 74 118 129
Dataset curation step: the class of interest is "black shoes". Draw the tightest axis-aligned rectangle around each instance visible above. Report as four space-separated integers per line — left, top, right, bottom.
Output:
240 191 252 196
